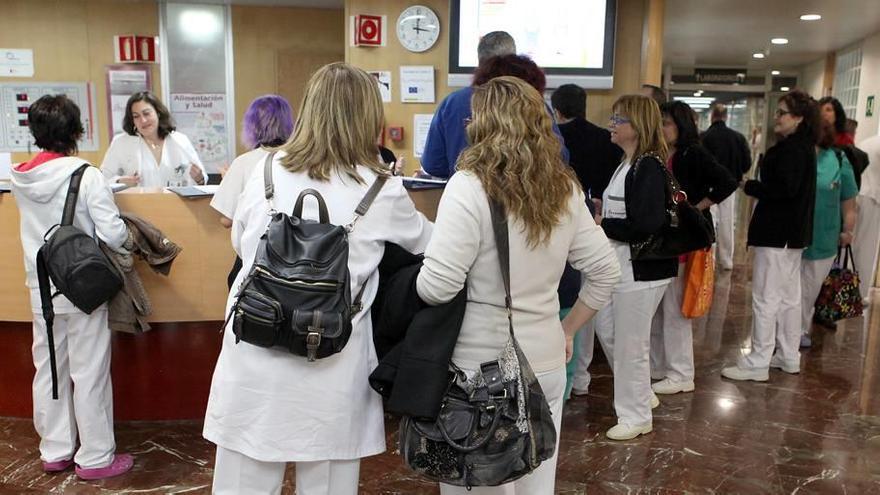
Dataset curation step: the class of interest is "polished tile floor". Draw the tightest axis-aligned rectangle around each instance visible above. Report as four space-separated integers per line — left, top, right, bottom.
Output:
2 232 880 493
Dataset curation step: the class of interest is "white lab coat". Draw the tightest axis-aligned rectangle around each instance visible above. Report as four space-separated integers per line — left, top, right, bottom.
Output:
100 131 206 187
203 153 433 462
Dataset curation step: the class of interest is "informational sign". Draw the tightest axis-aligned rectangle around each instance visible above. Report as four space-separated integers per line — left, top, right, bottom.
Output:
867 95 874 118
0 152 11 179
170 93 229 172
0 49 34 77
114 36 157 64
105 65 151 138
413 113 433 158
694 68 747 84
400 66 434 103
0 82 99 152
369 70 392 103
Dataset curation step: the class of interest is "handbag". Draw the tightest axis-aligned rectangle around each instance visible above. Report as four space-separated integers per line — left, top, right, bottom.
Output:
814 246 863 322
399 199 557 489
681 248 714 318
630 153 716 260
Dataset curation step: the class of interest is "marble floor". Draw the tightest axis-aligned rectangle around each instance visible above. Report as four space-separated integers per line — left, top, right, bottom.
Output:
2 245 880 493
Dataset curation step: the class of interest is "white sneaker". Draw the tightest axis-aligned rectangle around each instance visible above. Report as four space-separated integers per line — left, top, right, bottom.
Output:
721 365 769 382
570 387 589 397
650 393 660 409
652 378 696 395
606 421 653 440
769 356 800 374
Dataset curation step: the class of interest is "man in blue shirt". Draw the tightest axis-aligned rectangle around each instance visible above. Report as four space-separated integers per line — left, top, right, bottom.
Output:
420 31 568 178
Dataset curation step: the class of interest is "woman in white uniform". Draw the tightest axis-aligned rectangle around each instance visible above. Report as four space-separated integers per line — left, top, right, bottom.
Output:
100 91 206 188
416 76 620 495
203 63 433 495
593 95 678 441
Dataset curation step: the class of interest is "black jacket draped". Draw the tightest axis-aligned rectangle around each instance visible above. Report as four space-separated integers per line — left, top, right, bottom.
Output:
671 143 738 222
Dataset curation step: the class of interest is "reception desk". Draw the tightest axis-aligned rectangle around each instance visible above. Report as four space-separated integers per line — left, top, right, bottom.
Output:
0 184 443 323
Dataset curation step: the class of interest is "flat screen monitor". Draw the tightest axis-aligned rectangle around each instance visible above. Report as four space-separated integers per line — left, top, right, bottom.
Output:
448 0 617 89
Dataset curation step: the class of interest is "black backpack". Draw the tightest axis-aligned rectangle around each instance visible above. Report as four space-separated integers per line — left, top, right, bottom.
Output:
228 153 386 361
36 164 124 399
841 144 870 190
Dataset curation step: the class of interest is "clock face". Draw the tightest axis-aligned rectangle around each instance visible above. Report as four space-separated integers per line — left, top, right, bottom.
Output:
396 5 440 53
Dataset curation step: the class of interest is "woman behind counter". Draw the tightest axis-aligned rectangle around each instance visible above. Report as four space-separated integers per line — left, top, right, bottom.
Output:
101 91 207 188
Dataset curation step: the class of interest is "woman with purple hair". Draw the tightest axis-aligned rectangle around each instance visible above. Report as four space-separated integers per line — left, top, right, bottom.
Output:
211 94 294 287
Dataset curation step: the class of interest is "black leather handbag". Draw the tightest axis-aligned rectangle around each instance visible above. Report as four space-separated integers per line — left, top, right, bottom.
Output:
630 153 715 260
399 199 557 489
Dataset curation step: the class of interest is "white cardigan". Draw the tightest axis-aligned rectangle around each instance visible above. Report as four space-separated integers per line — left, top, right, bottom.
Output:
100 131 206 188
417 171 620 373
203 153 433 462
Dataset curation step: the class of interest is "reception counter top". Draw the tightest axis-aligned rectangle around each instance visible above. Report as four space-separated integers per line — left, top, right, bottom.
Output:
0 184 443 323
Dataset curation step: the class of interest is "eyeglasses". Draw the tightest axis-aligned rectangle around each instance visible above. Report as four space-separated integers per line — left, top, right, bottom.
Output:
609 114 631 126
464 116 472 127
774 108 791 118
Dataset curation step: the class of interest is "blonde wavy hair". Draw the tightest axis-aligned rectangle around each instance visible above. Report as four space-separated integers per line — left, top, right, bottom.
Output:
457 76 579 248
280 62 387 183
612 94 668 163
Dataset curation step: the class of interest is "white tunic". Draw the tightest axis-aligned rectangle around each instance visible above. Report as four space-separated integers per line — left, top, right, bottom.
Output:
202 153 433 462
603 160 671 293
100 131 207 188
210 148 269 220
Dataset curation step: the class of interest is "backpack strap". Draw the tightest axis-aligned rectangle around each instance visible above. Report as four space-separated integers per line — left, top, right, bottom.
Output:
36 247 60 400
61 164 90 226
262 151 279 213
345 174 388 232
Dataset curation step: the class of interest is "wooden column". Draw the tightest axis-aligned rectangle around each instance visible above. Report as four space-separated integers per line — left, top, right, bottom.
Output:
640 0 665 87
822 52 836 97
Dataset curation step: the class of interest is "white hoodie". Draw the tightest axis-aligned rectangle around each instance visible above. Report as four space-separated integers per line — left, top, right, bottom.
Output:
11 157 128 313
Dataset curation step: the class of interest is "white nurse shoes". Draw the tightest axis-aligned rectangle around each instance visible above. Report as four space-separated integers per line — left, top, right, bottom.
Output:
721 365 769 382
606 421 653 441
652 378 695 395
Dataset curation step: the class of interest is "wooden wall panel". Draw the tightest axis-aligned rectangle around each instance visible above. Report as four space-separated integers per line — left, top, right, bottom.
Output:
0 0 162 165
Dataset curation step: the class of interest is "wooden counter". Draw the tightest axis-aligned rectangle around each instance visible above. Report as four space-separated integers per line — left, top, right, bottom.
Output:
0 185 443 323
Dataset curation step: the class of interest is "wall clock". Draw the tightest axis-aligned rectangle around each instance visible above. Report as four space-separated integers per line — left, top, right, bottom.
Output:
396 5 440 53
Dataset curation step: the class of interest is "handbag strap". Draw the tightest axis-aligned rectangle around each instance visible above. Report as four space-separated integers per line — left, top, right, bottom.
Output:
635 152 685 227
488 198 514 339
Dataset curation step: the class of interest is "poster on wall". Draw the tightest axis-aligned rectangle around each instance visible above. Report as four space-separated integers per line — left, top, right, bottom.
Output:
400 66 435 103
105 65 151 138
0 49 34 77
368 71 392 103
0 82 99 152
413 113 434 158
170 93 229 173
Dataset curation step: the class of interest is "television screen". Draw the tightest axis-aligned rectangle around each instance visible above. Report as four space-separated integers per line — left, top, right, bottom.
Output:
448 0 617 89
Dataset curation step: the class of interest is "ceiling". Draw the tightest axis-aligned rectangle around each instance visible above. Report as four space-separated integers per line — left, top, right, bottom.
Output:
663 0 880 70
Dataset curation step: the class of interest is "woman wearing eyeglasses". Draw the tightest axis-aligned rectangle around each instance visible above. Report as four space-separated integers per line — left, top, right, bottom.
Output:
593 95 678 440
722 89 818 381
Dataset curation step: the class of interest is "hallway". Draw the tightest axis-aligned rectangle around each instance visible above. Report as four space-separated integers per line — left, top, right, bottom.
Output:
1 218 879 494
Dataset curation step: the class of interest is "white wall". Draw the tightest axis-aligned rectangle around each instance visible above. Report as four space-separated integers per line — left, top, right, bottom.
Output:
799 57 827 99
855 30 880 142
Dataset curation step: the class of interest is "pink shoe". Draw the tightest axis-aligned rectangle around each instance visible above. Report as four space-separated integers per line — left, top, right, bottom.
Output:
42 458 74 473
75 454 134 480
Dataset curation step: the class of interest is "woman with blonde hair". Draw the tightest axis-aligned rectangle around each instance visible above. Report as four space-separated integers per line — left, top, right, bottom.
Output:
417 76 620 494
593 94 677 440
203 62 433 494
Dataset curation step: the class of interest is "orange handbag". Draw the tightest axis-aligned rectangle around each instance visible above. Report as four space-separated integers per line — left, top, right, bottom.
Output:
681 248 714 318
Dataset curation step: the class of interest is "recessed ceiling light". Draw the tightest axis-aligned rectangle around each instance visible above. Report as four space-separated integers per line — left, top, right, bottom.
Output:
771 38 789 45
800 14 821 21
753 53 765 59
771 70 781 75
780 86 790 91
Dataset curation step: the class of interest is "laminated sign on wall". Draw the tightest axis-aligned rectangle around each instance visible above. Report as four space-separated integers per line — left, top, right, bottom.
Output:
170 93 229 172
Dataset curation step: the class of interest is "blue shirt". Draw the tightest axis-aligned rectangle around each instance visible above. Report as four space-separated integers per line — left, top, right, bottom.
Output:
421 86 570 178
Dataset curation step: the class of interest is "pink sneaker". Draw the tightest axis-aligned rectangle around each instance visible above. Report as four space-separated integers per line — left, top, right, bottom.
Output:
75 454 134 480
42 458 74 473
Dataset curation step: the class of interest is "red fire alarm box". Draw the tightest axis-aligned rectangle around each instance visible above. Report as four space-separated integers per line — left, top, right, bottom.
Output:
354 15 384 46
388 126 404 142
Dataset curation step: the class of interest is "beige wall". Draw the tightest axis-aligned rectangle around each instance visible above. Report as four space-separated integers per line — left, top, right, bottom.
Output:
232 5 345 155
855 30 880 142
0 0 162 165
799 56 828 101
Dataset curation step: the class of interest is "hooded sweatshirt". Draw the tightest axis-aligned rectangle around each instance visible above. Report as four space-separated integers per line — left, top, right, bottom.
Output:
11 155 128 313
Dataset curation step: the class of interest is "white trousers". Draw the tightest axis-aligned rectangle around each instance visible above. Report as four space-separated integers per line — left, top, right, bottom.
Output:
212 447 360 495
741 247 802 370
571 320 595 392
650 263 694 382
439 366 566 495
595 285 667 426
853 195 880 300
32 309 115 468
715 194 737 269
800 256 836 335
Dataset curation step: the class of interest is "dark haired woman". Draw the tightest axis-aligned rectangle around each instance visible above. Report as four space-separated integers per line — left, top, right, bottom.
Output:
818 96 852 146
101 91 206 188
650 101 736 395
722 90 818 381
11 95 133 479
